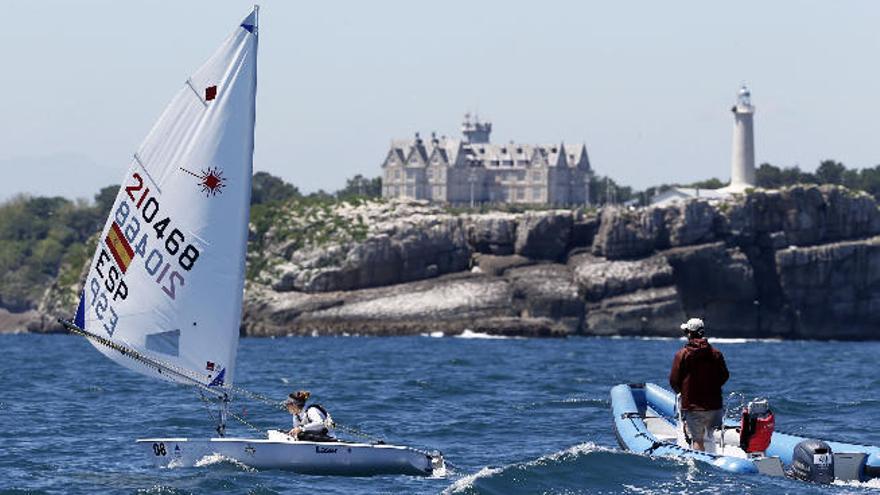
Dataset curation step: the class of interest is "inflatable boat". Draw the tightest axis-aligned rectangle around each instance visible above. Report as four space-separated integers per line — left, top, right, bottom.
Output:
611 383 880 482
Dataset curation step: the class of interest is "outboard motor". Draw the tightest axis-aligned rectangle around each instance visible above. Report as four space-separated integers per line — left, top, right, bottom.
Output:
739 399 775 454
791 439 834 483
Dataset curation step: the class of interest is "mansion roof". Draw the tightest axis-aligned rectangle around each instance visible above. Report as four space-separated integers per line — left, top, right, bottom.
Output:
383 134 591 171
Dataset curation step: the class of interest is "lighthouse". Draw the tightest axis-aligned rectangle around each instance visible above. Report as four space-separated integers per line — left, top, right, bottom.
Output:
727 84 756 192
650 84 759 206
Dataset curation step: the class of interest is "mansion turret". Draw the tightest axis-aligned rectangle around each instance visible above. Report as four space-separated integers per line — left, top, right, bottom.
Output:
382 115 593 205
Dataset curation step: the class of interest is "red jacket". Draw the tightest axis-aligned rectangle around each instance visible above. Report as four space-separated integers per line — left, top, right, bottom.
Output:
669 338 729 411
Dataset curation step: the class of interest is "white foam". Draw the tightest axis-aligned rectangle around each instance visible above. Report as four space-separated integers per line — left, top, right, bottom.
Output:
527 442 610 465
455 329 519 340
833 478 880 489
162 458 186 469
420 331 445 338
708 338 783 344
442 466 503 494
193 453 257 472
605 335 783 343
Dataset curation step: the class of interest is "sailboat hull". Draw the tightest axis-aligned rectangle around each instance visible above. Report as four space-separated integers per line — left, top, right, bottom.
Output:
136 433 442 476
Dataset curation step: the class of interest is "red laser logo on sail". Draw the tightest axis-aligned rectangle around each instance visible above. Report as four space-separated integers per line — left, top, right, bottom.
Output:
180 166 227 197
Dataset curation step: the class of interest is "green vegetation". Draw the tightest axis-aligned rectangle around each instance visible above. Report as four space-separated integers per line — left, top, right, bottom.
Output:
246 173 379 281
637 161 880 206
251 171 301 205
753 160 880 199
0 187 115 311
335 174 382 201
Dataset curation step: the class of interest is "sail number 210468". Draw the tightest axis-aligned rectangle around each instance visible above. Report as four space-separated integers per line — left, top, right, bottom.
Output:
118 172 202 300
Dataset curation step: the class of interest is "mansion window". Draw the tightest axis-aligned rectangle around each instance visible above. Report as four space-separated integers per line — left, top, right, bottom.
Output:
532 187 543 200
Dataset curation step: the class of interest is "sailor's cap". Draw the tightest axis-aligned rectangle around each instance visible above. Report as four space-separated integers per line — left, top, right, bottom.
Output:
680 318 705 333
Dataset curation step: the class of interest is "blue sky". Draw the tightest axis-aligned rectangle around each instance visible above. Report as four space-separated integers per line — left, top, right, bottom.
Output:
2 0 879 201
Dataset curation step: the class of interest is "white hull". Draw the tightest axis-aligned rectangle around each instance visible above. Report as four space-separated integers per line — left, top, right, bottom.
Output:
136 431 442 476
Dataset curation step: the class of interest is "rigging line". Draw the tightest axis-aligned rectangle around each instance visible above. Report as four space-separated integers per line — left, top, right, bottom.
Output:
226 407 266 434
197 389 219 425
60 318 226 399
63 320 435 450
218 383 393 445
227 385 286 410
219 384 392 445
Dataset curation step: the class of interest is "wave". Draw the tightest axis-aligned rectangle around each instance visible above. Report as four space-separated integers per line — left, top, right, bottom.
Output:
443 441 846 495
191 453 257 472
604 335 784 344
608 335 677 341
443 442 619 494
709 338 783 344
442 467 504 494
454 330 521 340
833 478 880 490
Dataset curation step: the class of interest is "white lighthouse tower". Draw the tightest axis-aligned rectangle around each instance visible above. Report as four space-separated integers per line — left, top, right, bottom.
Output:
725 84 756 192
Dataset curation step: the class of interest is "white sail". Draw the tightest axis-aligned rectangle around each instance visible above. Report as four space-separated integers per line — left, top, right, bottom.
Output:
73 8 259 389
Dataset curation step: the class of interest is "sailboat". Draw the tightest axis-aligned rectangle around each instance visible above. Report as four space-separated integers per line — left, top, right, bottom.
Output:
60 7 444 476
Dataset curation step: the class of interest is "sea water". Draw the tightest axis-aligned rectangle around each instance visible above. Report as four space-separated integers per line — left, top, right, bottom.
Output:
2 333 880 494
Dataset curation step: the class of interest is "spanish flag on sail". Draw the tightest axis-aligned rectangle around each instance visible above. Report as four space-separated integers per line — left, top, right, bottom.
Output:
105 222 134 273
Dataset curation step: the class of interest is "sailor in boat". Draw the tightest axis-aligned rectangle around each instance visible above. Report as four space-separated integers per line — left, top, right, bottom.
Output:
286 390 337 442
669 318 730 451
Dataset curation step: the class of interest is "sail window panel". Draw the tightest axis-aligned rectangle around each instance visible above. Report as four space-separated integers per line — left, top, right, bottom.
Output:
145 329 181 357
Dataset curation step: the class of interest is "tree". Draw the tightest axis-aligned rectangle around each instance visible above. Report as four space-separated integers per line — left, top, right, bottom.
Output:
94 185 118 216
781 165 815 186
683 177 726 189
335 174 382 200
858 165 880 198
756 163 783 189
251 171 301 205
815 160 846 185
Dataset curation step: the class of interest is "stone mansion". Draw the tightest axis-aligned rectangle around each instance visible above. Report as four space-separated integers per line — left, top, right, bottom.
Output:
381 115 593 205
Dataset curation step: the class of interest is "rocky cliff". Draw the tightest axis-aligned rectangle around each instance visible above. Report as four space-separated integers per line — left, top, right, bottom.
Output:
7 185 880 339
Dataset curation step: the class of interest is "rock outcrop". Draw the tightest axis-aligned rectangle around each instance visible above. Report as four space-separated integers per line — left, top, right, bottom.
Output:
571 253 674 301
8 185 880 339
514 211 573 261
584 286 684 336
271 215 470 293
466 214 518 255
505 263 583 333
776 236 880 339
243 273 567 337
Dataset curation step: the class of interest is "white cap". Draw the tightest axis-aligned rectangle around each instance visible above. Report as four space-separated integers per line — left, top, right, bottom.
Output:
680 318 705 333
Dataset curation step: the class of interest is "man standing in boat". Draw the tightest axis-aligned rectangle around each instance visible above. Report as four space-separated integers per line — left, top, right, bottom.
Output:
286 390 336 442
669 318 729 452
